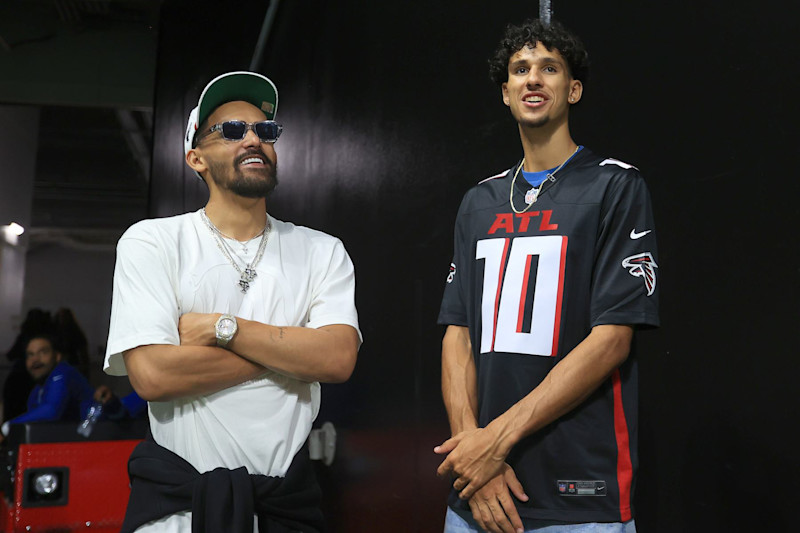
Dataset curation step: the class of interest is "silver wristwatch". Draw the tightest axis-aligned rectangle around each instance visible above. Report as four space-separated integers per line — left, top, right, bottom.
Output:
214 314 238 348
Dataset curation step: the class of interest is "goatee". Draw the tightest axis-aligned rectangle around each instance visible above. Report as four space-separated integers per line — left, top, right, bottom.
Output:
209 151 278 198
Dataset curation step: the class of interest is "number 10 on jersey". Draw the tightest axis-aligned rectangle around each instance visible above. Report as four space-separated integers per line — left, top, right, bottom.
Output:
476 235 567 356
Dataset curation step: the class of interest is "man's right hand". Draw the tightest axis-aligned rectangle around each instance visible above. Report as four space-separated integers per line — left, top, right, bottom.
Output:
467 463 528 533
178 312 220 346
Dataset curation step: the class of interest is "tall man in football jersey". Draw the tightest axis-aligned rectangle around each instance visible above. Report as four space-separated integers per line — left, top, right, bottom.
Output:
435 19 658 533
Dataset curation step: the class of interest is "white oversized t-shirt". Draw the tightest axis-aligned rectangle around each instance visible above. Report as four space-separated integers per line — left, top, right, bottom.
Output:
105 210 360 531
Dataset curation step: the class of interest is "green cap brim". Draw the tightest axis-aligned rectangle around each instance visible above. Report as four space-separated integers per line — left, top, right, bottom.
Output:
197 72 278 127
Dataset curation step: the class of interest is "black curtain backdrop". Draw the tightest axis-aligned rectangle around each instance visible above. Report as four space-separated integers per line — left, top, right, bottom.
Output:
150 1 800 531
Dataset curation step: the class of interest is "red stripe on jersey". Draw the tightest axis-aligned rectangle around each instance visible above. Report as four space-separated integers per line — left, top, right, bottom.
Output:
516 254 535 333
612 369 633 521
550 236 568 356
490 239 510 352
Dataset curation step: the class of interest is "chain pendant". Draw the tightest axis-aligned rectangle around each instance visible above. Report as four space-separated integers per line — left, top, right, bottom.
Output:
243 267 258 282
238 279 250 293
200 208 270 295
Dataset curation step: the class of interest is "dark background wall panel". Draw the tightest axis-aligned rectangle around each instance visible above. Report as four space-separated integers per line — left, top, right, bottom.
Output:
150 0 270 217
151 1 800 531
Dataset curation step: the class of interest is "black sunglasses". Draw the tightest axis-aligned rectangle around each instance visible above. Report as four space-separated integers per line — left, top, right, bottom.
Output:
198 120 283 144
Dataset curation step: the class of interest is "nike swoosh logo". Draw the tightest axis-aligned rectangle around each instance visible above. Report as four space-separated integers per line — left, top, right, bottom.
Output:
630 229 651 239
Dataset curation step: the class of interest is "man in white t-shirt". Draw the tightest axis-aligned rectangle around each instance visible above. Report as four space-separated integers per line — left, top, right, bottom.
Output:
105 71 361 533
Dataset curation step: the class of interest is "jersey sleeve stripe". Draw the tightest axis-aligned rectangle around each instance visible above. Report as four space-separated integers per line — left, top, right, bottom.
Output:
612 369 634 521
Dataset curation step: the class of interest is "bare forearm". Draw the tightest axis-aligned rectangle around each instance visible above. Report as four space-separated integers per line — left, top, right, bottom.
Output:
229 320 359 383
123 344 266 401
441 325 479 435
489 324 634 455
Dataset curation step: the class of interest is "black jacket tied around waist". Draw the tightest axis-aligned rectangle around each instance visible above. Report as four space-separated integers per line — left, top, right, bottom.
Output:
121 436 324 533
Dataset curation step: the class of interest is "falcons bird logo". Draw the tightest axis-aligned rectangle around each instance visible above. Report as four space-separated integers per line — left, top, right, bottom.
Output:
621 252 658 296
446 262 456 284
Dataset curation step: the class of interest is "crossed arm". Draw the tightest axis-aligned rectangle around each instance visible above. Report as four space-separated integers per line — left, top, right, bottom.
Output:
436 323 633 533
124 313 359 402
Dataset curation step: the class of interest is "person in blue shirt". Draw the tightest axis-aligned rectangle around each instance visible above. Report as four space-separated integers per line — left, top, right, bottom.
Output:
1 334 94 438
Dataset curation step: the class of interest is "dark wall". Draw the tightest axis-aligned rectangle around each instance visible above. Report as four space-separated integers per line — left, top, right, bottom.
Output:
151 1 800 531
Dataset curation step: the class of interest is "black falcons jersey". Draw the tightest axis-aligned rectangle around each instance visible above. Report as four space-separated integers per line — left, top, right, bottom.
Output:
438 147 659 523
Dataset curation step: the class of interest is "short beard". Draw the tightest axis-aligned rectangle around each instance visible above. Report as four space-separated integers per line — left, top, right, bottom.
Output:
209 155 278 198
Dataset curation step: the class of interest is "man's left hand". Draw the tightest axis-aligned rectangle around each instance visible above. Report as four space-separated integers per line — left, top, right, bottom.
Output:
179 313 219 346
434 426 509 500
94 385 114 404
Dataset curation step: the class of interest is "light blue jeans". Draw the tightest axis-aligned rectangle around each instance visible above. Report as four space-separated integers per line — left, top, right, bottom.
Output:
444 507 637 533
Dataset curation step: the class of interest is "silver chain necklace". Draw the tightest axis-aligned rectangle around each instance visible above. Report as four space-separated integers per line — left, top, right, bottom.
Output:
509 146 579 214
200 208 271 293
203 213 267 254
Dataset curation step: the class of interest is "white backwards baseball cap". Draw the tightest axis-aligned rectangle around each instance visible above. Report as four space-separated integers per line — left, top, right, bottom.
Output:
184 71 279 160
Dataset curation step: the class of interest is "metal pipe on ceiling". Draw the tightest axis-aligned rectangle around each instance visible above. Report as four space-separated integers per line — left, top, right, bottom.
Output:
250 0 281 72
539 0 552 24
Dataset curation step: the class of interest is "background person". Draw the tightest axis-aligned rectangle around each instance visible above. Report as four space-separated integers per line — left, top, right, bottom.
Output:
1 333 94 440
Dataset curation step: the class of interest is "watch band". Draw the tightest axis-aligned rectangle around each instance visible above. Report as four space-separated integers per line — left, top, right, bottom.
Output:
215 313 238 348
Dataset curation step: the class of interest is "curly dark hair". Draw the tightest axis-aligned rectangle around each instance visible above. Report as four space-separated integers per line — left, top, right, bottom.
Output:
488 19 589 87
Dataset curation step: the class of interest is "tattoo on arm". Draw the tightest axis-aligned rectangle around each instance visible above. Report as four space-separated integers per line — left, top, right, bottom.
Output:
270 327 286 342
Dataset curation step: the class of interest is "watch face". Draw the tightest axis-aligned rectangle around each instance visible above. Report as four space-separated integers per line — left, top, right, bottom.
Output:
218 318 235 337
